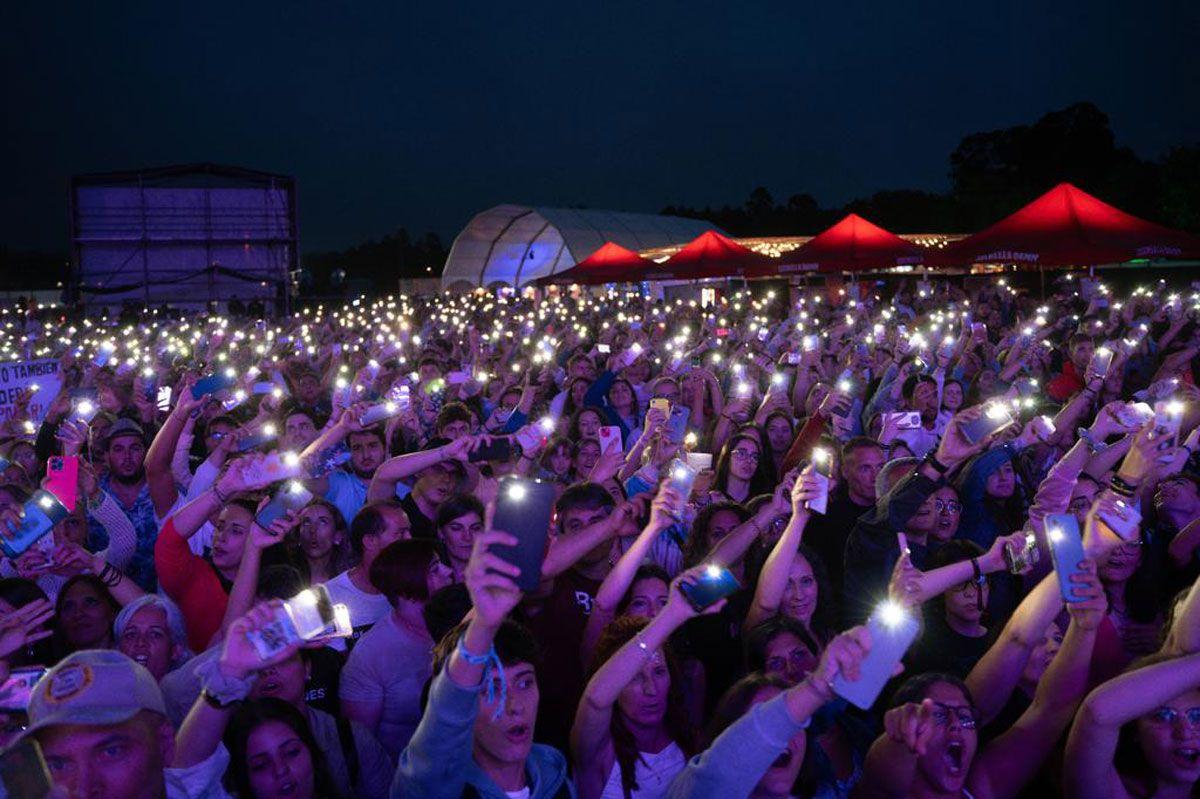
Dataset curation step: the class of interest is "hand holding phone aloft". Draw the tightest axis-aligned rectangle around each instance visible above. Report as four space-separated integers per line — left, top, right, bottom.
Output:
832 604 918 710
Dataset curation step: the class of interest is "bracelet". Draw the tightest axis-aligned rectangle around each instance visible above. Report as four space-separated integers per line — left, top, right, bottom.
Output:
1110 474 1138 498
923 452 949 475
1077 427 1108 455
99 562 122 588
970 557 982 582
457 633 508 720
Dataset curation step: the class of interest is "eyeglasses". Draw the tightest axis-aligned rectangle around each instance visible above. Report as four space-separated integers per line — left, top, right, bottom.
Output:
934 499 962 514
954 576 987 595
930 702 978 729
1148 707 1200 729
732 449 760 463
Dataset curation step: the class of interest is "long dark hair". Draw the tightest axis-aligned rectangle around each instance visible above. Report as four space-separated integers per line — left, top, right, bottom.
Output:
682 501 749 569
53 574 120 657
586 616 695 799
713 433 773 501
224 698 343 799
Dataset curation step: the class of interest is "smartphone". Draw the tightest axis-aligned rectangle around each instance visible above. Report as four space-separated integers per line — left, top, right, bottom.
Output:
445 371 471 385
665 406 691 445
240 451 304 485
237 428 278 452
358 401 400 427
1097 496 1142 542
0 491 70 559
597 344 611 354
650 398 671 415
678 564 741 612
469 438 515 463
684 452 713 471
252 381 284 396
961 403 1015 445
514 425 546 454
666 458 698 500
45 455 79 512
1153 400 1184 447
1046 513 1088 603
489 478 557 591
1002 532 1040 574
802 335 819 352
805 448 832 514
71 394 100 423
598 426 624 455
1089 346 1114 380
255 481 314 529
155 385 173 413
92 342 115 367
246 585 349 660
786 351 804 365
832 601 920 711
0 666 47 712
0 738 53 799
192 371 237 399
884 411 922 431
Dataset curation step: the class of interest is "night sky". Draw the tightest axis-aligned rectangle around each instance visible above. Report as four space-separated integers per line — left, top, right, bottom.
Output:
2 1 1197 253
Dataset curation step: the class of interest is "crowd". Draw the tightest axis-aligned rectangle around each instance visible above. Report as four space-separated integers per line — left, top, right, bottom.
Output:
0 274 1199 799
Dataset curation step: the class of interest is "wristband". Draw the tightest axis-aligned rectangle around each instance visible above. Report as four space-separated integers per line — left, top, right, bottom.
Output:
1077 427 1108 455
1110 474 1138 498
923 452 949 475
197 659 255 706
970 557 982 582
457 633 508 720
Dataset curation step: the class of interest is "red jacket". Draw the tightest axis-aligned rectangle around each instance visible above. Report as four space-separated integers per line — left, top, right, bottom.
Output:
154 517 229 651
1046 361 1084 403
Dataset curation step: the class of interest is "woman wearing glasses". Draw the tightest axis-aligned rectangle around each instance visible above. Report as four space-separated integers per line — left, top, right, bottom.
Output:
710 433 773 504
858 561 1107 799
931 485 964 544
1090 528 1168 686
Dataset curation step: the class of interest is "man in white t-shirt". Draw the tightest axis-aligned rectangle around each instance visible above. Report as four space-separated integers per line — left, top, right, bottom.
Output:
323 500 412 650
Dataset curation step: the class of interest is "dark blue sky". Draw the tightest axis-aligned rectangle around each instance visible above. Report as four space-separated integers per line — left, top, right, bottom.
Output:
2 1 1197 252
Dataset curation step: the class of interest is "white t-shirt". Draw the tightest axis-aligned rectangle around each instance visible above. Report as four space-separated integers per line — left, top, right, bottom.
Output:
322 569 392 652
339 612 434 757
600 742 687 799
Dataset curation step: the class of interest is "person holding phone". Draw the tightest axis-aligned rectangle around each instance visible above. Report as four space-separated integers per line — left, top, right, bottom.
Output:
393 528 574 799
664 626 873 799
856 560 1106 799
572 565 728 799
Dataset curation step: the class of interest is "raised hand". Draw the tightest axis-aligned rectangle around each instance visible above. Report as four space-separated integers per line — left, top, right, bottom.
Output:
789 465 823 514
219 601 302 680
0 598 54 659
463 529 524 628
884 698 939 756
661 564 731 623
1065 559 1106 631
807 625 872 700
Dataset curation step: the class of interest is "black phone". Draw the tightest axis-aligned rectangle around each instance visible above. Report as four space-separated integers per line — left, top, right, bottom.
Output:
490 478 557 591
678 564 741 612
0 738 53 799
469 438 515 463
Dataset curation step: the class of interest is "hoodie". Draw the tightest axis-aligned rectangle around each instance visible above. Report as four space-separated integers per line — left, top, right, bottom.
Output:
393 667 575 799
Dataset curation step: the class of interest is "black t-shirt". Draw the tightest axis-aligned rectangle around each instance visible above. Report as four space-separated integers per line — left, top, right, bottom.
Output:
399 493 436 540
906 612 996 679
805 489 873 595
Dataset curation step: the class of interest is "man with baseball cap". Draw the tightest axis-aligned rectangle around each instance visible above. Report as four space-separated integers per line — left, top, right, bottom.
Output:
88 418 161 592
20 649 231 798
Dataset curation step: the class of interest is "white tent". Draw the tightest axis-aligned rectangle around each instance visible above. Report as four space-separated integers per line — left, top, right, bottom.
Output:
441 205 717 289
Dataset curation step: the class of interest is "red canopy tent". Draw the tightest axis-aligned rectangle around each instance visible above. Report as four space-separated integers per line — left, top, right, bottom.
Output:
778 213 924 274
535 241 655 286
935 182 1200 267
646 230 777 280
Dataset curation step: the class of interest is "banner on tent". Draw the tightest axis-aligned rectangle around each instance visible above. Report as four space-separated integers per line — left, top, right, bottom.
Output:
0 359 62 422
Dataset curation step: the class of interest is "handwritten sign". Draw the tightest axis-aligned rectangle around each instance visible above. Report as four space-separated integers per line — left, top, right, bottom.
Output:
0 359 62 422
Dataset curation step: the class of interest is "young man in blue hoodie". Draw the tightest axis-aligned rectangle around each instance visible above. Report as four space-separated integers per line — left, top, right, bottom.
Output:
393 527 574 799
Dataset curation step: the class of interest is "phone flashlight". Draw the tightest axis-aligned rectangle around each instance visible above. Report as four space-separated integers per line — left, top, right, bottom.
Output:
507 483 528 502
877 599 907 628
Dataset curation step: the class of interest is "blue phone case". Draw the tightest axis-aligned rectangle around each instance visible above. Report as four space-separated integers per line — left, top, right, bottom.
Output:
1 492 70 559
1046 513 1088 602
832 606 920 710
255 484 314 529
665 406 691 445
667 459 697 499
678 566 741 611
192 372 236 399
